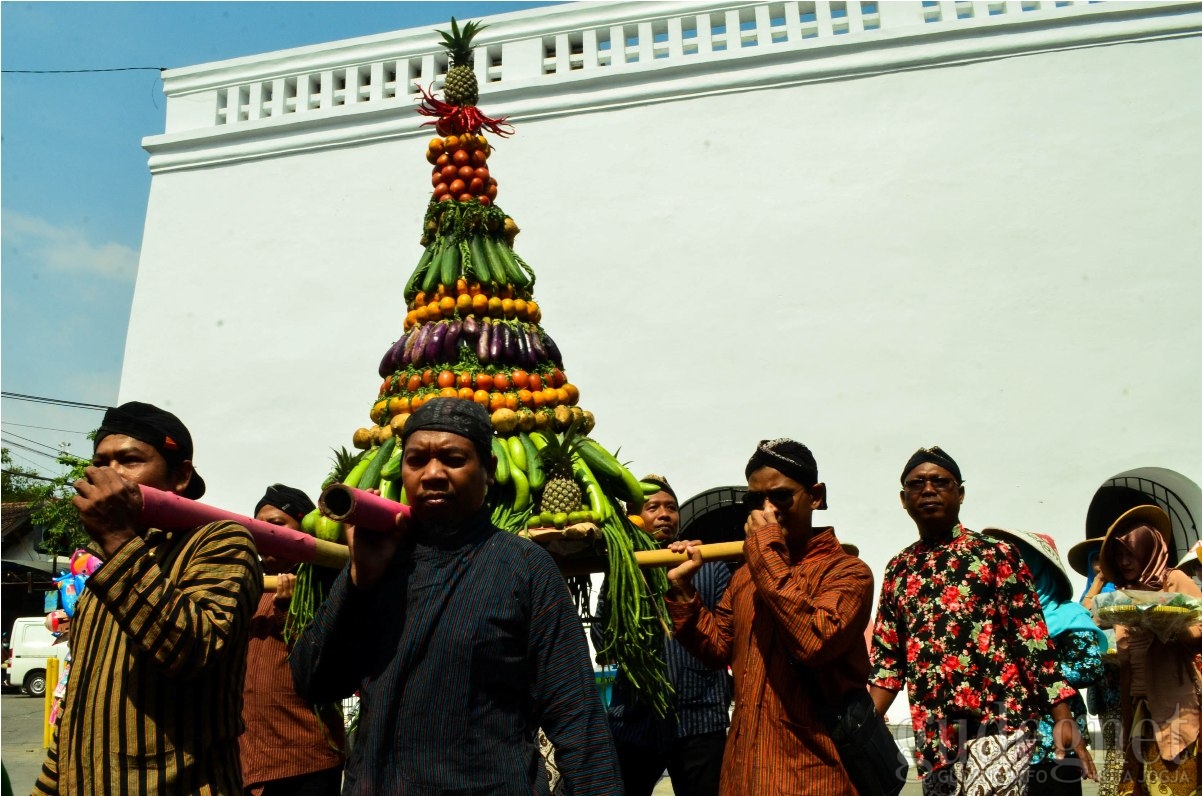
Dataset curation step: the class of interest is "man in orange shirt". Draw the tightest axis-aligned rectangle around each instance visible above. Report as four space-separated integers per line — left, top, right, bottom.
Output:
666 438 873 795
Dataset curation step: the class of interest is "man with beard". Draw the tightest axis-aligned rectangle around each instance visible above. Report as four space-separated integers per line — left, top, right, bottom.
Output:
869 446 1096 795
290 399 619 795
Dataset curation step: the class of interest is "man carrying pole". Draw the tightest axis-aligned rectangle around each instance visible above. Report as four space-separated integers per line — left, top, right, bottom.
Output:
34 401 262 795
290 398 619 794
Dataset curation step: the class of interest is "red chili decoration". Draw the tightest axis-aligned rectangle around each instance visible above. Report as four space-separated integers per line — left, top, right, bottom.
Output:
415 85 514 138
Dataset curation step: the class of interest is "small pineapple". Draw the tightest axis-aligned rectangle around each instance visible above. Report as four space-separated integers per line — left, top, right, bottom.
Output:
537 425 583 515
437 17 486 107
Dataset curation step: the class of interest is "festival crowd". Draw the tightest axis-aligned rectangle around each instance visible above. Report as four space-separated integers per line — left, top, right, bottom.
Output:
19 399 1201 796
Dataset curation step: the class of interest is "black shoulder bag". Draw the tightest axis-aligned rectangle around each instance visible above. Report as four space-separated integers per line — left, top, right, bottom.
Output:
800 670 909 796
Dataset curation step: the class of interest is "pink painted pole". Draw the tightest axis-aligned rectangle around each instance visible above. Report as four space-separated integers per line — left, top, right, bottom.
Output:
137 485 348 569
318 485 410 533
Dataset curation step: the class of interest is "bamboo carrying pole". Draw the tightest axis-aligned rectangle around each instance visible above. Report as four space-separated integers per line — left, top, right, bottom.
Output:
137 485 349 569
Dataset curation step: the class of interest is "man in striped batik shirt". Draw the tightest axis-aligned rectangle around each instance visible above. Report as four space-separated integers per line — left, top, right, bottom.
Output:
33 401 262 795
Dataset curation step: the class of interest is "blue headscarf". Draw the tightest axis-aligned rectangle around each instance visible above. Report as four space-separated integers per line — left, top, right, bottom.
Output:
1017 540 1109 651
1078 549 1117 602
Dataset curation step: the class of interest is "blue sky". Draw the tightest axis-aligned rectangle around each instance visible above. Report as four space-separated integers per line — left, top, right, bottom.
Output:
1 1 555 477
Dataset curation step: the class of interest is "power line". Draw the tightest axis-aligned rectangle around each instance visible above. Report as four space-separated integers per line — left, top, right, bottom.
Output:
1 421 92 435
3 448 46 473
0 469 58 484
1 66 164 74
1 392 110 411
0 432 67 455
0 438 67 464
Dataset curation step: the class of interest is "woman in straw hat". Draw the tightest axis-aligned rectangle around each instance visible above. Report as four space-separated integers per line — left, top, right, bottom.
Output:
986 528 1109 795
1099 505 1202 796
1070 536 1124 796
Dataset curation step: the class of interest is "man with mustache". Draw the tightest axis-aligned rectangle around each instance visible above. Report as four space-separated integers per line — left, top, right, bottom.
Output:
290 398 619 795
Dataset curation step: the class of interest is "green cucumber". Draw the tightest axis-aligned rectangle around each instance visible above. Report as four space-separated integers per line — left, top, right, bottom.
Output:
480 235 509 288
577 438 624 481
342 447 379 488
519 433 544 490
492 438 511 485
497 240 529 288
380 477 402 503
441 238 462 286
422 242 444 294
404 246 435 301
511 465 530 511
469 236 492 284
380 443 405 481
506 435 528 473
356 436 396 492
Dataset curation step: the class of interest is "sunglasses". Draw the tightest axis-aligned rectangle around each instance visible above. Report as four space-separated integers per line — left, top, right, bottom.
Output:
902 476 958 494
742 488 803 511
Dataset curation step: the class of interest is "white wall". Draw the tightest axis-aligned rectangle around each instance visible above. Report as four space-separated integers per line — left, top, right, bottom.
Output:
123 2 1202 607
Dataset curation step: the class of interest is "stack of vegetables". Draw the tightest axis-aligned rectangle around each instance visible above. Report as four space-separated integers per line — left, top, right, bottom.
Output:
295 18 674 716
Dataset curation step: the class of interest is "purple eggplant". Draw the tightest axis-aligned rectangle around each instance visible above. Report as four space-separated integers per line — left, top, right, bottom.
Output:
461 314 480 342
443 320 462 360
528 325 548 362
542 331 564 368
379 334 404 378
402 326 422 366
514 324 529 366
410 323 432 366
523 328 539 367
477 319 492 365
489 320 504 363
426 321 448 363
504 323 519 363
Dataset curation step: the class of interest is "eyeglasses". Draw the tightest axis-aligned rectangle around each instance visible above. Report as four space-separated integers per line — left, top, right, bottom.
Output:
903 476 958 494
742 488 803 511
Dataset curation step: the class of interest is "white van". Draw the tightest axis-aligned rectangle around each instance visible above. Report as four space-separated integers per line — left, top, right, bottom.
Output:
3 617 69 697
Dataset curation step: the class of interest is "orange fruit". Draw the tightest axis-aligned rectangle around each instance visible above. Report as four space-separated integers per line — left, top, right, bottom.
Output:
444 135 460 150
513 299 527 319
511 370 529 390
410 395 425 412
471 294 489 314
457 387 475 400
493 373 511 392
500 285 514 300
415 306 429 323
406 309 419 326
475 373 495 392
429 137 445 155
455 278 468 294
439 386 458 399
554 388 569 405
427 304 443 322
406 375 422 392
456 371 473 388
504 393 519 411
488 392 506 412
487 297 503 317
562 383 580 405
501 298 515 318
517 389 534 408
532 391 546 409
422 369 435 386
473 389 490 406
456 294 472 314
528 373 543 392
437 370 456 389
468 282 482 297
388 396 410 415
414 291 426 306
542 387 558 406
528 302 541 323
439 296 456 314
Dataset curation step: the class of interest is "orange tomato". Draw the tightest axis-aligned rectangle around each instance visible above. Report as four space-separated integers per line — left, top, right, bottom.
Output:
528 373 542 392
542 387 558 406
456 371 473 388
458 193 474 203
406 375 422 392
517 389 534 408
388 396 410 415
473 389 490 406
549 368 566 388
457 387 475 400
493 373 511 392
443 135 460 150
478 195 491 207
532 391 546 410
437 370 456 389
504 393 519 411
429 137 445 154
435 153 450 167
488 392 506 412
410 394 425 411
406 310 419 327
475 373 494 392
439 386 458 399
511 370 529 390
452 149 470 166
440 164 458 182
457 165 474 181
422 369 435 387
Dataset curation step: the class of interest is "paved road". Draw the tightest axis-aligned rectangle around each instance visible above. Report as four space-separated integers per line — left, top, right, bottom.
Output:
2 689 48 793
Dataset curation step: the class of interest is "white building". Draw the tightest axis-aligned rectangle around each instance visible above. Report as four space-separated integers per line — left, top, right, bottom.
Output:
126 0 1201 611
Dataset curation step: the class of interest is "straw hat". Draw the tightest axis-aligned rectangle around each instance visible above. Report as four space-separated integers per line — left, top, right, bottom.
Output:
1098 505 1172 583
1066 537 1103 577
982 527 1073 602
1175 540 1202 572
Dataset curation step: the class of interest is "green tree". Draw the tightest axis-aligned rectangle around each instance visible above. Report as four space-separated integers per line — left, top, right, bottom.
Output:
32 451 92 556
1 448 48 503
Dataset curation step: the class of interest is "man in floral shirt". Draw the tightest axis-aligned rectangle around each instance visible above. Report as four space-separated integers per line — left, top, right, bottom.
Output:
868 446 1096 795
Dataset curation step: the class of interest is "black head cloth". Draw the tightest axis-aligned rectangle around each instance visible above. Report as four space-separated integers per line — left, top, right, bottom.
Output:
95 401 205 499
901 446 962 484
255 484 316 523
744 438 818 487
400 398 494 461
